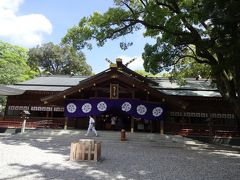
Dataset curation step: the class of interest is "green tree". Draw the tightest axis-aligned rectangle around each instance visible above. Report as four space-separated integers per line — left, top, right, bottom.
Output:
0 40 36 113
171 57 211 79
135 70 161 77
28 42 92 75
0 40 35 84
62 0 240 120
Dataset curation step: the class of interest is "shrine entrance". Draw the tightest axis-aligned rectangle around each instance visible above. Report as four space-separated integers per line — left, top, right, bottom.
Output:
42 58 174 133
65 98 164 132
96 109 131 131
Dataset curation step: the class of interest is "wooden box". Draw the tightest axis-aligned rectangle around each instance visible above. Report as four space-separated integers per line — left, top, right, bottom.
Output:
70 139 101 161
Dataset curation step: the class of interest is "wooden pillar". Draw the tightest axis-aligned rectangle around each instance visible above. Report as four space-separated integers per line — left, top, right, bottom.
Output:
150 120 153 133
131 90 135 133
160 120 164 134
50 106 54 117
131 117 134 133
208 117 213 137
3 98 9 120
64 117 68 130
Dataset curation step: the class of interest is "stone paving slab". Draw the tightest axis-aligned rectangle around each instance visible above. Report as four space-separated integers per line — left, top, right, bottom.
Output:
0 131 240 180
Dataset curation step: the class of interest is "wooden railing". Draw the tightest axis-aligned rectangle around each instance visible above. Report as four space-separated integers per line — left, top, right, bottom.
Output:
165 123 239 137
0 120 22 128
0 117 65 129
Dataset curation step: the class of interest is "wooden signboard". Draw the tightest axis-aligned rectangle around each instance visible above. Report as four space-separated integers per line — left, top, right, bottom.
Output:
110 83 119 99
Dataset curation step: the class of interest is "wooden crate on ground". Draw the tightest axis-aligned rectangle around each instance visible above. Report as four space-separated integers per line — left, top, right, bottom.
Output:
70 139 101 161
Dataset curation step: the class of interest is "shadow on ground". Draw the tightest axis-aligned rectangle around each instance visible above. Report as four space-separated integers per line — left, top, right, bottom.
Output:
1 130 240 180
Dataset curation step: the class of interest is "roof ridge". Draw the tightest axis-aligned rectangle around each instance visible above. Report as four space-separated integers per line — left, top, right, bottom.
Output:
37 74 91 78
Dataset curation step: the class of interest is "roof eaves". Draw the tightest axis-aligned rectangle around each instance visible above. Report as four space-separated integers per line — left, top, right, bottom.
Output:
0 86 25 96
41 69 113 103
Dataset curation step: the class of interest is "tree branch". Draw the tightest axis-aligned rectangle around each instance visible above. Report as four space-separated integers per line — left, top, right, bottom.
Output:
174 55 209 65
195 46 218 65
122 18 190 36
98 21 136 43
171 1 200 39
121 1 135 15
186 45 210 64
139 0 147 7
187 45 197 57
200 20 208 30
155 0 176 12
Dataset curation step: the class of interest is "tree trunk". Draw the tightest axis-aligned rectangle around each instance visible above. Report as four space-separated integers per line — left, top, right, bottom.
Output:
230 100 240 136
215 70 240 135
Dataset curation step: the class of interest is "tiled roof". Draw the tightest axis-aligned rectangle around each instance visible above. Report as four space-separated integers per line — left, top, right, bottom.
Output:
0 85 25 95
17 75 88 86
1 75 221 97
7 85 69 92
150 77 217 90
149 77 221 97
6 75 89 92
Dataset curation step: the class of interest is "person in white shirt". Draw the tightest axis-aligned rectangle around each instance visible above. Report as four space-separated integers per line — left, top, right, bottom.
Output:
111 116 117 130
85 116 98 136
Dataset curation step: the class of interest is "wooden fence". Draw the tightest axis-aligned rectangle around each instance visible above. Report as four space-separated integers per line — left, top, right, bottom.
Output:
165 123 239 137
0 117 64 129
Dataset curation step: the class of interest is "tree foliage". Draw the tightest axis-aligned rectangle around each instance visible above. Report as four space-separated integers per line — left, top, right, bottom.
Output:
0 40 35 85
63 0 240 118
134 70 161 77
0 41 36 113
28 42 92 75
171 57 211 78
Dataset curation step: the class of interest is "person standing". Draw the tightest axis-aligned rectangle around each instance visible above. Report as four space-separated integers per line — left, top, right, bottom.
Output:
110 115 117 130
85 116 98 136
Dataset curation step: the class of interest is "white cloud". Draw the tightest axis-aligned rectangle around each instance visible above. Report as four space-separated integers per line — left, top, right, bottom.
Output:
117 55 144 70
0 0 52 47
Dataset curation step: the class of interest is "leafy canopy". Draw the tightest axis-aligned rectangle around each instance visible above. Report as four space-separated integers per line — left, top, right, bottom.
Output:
63 0 240 117
0 40 36 85
0 40 36 111
134 70 161 77
28 42 92 75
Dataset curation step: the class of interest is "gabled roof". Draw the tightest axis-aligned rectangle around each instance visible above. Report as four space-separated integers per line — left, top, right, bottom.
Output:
41 61 187 108
41 65 166 103
0 59 221 99
116 59 158 86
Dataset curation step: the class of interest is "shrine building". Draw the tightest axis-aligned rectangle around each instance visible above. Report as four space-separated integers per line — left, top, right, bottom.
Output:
0 59 238 137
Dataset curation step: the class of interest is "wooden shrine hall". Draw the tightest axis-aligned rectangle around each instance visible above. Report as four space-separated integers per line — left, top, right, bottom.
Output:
0 58 239 137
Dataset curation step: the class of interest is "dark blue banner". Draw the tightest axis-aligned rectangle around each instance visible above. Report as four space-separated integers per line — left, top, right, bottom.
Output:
64 98 165 120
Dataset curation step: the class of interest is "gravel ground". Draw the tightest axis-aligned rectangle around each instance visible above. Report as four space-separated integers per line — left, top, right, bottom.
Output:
0 133 240 180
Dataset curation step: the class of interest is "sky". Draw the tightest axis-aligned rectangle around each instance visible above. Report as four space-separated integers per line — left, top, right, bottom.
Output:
0 0 154 73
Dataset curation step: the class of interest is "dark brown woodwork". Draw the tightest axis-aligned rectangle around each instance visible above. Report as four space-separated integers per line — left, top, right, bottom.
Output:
2 59 238 137
110 83 119 99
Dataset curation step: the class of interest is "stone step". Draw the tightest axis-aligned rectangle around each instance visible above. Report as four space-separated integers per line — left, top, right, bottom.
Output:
8 129 219 149
9 134 185 149
16 129 168 141
5 129 237 150
11 129 189 147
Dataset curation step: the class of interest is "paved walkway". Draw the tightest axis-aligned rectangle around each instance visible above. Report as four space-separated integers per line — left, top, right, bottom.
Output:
0 130 240 180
